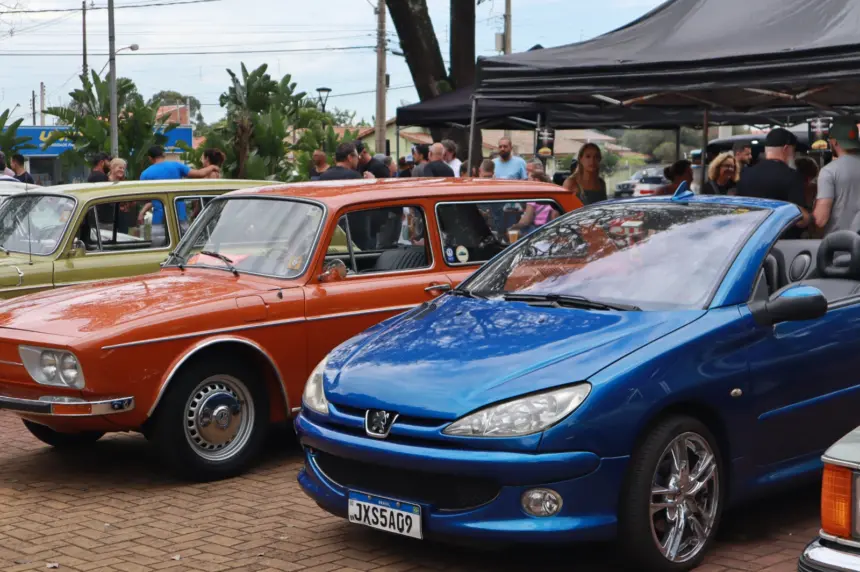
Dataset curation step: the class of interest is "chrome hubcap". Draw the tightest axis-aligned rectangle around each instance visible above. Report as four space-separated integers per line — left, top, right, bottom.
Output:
184 375 254 462
650 432 719 564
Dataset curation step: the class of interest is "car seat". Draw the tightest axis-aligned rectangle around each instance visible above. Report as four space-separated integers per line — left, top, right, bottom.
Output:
799 231 860 302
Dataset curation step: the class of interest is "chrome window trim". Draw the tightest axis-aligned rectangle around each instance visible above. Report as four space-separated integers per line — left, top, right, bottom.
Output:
146 336 290 418
173 194 219 238
164 195 328 281
326 204 434 278
81 197 173 256
434 198 564 268
0 192 78 257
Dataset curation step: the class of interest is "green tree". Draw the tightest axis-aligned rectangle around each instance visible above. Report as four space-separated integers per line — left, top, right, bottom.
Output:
147 90 204 127
0 109 36 158
218 63 280 178
43 72 176 177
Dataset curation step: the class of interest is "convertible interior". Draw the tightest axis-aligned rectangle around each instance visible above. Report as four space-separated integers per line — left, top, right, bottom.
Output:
755 231 860 303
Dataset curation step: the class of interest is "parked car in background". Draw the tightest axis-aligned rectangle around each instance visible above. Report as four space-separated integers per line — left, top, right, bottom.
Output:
296 194 860 571
0 179 580 481
799 427 860 572
0 180 264 299
614 169 645 198
0 180 40 199
633 167 669 196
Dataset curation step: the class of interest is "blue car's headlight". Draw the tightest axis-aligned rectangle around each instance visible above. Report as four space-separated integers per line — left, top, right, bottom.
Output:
442 383 591 437
302 356 330 415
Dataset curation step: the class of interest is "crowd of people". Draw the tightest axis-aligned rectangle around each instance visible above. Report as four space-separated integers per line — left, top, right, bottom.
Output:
0 151 36 184
84 146 224 184
654 117 860 238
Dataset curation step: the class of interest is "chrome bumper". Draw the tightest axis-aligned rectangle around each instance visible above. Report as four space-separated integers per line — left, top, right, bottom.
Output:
0 395 134 416
801 537 860 572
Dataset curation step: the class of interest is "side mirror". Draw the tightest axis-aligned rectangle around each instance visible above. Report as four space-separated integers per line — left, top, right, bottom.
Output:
71 238 86 258
318 259 347 283
750 285 827 326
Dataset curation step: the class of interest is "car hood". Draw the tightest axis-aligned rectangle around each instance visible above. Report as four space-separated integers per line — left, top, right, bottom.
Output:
326 295 705 420
0 271 269 339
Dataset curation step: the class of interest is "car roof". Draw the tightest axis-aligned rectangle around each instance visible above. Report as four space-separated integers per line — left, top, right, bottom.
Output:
225 178 570 209
20 179 270 201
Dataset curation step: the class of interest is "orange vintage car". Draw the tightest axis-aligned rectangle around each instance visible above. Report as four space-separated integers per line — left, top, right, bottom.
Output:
0 178 580 480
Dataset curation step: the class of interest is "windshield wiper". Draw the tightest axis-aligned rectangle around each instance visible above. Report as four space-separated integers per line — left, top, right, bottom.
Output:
449 288 488 299
199 250 239 276
503 292 641 311
0 246 10 255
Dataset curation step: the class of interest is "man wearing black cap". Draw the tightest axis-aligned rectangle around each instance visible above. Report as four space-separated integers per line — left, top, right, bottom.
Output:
736 127 809 238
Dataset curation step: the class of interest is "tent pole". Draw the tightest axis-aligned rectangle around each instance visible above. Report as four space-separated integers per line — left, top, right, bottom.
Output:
674 127 681 161
701 108 710 170
468 98 479 174
534 113 541 160
396 125 400 168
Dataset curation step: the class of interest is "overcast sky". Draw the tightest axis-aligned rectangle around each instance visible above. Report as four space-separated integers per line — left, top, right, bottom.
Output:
0 0 663 127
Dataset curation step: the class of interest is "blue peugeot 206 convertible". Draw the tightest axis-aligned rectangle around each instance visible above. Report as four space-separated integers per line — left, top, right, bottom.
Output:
295 190 857 570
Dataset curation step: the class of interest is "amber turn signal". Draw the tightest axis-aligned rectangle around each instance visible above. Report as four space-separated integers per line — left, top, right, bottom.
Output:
822 464 853 538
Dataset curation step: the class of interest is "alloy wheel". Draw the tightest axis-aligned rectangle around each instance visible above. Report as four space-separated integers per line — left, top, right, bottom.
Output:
649 431 719 564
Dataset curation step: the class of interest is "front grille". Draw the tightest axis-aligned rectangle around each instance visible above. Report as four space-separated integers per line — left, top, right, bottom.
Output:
312 450 500 511
333 403 446 428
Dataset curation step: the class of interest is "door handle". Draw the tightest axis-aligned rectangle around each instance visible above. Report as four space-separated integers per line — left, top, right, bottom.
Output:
425 283 451 293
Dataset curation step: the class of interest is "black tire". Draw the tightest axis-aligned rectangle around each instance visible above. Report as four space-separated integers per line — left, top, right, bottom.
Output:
23 419 104 448
148 356 269 482
618 415 724 572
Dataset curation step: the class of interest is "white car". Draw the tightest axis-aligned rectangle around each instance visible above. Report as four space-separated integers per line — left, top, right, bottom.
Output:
0 180 41 200
632 168 669 196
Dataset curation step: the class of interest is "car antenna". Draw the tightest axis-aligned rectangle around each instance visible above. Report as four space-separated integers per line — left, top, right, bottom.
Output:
25 181 32 266
671 180 694 202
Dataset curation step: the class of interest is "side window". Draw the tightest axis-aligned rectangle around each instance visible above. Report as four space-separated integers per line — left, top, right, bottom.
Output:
79 199 169 252
175 196 215 237
436 199 563 266
325 206 430 274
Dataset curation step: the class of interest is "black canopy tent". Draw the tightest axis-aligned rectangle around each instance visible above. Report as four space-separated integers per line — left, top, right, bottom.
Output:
468 0 860 166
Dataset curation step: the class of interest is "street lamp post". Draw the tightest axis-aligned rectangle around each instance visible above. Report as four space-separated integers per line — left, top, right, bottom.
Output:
108 0 118 158
316 87 332 152
99 44 138 76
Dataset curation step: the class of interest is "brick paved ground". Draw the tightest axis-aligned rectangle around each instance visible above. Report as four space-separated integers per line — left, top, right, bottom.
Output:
0 411 817 572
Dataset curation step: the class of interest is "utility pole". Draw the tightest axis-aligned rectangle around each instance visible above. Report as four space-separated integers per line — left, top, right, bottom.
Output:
374 1 387 156
39 82 45 126
504 0 512 54
31 91 36 125
82 1 88 78
107 0 118 157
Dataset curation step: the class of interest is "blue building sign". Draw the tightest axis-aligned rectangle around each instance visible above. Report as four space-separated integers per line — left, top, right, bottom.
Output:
13 125 194 157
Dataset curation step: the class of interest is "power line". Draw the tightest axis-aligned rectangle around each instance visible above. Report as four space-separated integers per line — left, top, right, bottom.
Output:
329 85 412 98
0 0 220 14
0 45 377 56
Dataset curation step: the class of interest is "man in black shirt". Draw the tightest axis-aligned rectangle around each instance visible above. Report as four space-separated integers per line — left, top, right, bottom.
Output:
308 149 329 180
423 143 455 177
87 152 110 182
10 154 35 184
736 128 810 238
355 141 389 179
318 142 362 181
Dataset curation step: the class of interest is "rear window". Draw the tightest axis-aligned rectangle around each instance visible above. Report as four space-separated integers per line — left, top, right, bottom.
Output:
436 199 563 266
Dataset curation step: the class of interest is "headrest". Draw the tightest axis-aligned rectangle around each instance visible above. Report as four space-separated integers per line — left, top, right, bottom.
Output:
818 231 860 278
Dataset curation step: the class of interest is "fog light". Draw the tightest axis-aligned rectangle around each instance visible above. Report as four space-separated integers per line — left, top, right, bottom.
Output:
521 488 562 517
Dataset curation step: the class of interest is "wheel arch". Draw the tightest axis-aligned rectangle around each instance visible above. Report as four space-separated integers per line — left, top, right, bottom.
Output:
147 336 289 421
631 400 732 487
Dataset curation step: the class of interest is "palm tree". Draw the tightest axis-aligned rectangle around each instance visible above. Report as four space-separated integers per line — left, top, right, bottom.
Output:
219 63 279 178
0 109 36 158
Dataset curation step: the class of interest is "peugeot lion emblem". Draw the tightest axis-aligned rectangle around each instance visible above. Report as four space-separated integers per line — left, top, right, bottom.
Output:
365 409 398 439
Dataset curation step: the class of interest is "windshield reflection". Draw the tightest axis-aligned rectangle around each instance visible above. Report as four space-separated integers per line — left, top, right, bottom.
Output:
464 203 768 310
168 197 325 279
0 194 76 256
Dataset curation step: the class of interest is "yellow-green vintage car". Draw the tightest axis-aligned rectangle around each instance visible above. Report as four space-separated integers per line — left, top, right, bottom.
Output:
0 179 268 299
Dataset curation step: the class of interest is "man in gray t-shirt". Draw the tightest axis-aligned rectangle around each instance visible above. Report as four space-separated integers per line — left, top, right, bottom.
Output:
815 117 860 235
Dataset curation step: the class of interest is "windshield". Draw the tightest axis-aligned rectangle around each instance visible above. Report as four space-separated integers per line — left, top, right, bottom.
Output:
462 203 768 310
169 197 325 278
0 194 76 255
